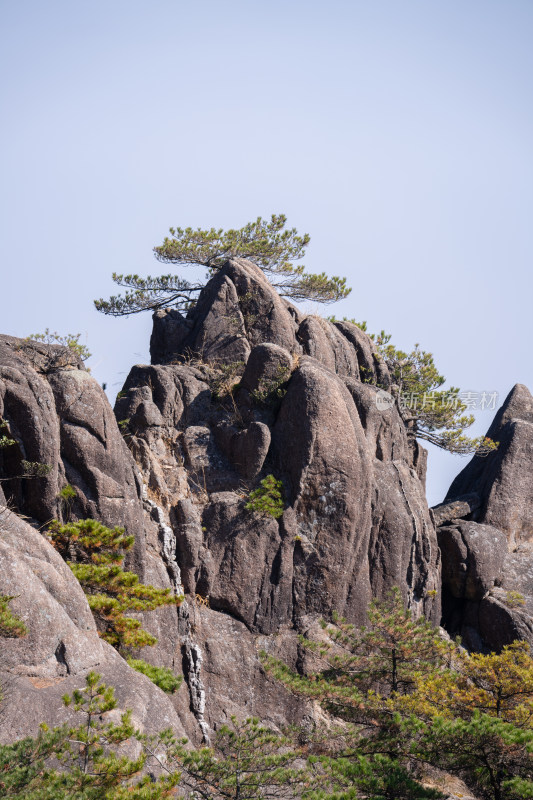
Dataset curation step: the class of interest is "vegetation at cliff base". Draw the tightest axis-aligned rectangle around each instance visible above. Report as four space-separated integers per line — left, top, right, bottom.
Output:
2 591 533 799
94 214 351 316
262 588 533 800
0 671 177 799
0 678 304 800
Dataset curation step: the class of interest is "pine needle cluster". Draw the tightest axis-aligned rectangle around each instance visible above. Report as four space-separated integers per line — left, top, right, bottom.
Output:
94 214 351 317
0 672 178 799
48 518 182 650
245 474 285 519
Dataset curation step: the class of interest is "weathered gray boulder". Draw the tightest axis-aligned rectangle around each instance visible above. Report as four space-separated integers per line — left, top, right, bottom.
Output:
223 259 302 352
240 343 293 397
0 332 314 742
150 308 192 365
213 420 271 481
431 495 481 527
333 320 390 386
129 268 441 634
0 335 148 574
0 337 198 738
149 259 389 387
0 336 63 520
150 259 301 365
477 591 533 651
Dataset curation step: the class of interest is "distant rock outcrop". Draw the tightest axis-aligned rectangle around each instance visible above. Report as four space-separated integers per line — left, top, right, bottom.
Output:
436 384 533 652
446 384 533 549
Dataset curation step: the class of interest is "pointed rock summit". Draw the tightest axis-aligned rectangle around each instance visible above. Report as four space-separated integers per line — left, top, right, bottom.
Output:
446 383 533 548
436 384 533 651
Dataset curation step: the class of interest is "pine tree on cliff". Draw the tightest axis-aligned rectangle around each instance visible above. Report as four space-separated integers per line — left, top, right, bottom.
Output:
94 214 351 316
373 333 498 456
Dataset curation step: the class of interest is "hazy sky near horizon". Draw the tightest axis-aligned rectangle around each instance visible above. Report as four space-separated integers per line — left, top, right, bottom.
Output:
1 0 532 506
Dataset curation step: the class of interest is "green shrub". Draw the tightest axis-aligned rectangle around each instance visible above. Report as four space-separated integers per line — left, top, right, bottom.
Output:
245 475 284 519
126 658 182 693
251 363 291 405
25 329 91 361
58 483 76 501
20 329 91 374
0 595 28 638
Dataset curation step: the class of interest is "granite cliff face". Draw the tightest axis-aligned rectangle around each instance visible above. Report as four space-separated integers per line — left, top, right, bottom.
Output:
1 257 529 746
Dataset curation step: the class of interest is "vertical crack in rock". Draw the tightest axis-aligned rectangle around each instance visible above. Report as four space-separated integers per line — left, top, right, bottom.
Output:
143 493 183 596
183 631 210 744
143 491 210 742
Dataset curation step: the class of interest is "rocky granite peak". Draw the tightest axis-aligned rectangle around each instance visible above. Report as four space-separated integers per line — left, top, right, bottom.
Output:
1 260 531 751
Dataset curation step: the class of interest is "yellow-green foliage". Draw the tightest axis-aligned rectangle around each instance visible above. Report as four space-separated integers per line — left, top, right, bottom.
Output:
48 519 182 651
505 590 526 608
58 483 76 502
126 658 182 694
263 589 533 800
0 595 27 638
245 474 284 519
409 641 533 725
20 461 52 477
25 329 91 362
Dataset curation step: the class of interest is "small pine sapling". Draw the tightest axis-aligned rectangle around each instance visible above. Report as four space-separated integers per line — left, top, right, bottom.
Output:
245 475 285 519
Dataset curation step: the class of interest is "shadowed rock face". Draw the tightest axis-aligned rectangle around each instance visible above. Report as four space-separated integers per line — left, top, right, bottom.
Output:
0 259 440 744
437 384 533 652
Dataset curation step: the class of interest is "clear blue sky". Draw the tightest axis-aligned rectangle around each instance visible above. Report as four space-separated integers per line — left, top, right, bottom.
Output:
1 0 532 505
